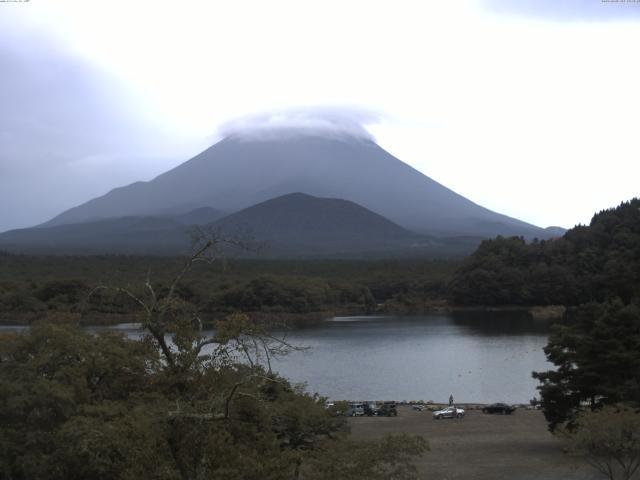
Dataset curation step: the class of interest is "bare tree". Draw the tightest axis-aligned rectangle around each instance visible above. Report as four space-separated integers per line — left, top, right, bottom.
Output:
90 226 299 378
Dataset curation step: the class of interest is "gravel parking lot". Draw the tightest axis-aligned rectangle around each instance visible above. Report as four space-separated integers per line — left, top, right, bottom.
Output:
348 406 600 480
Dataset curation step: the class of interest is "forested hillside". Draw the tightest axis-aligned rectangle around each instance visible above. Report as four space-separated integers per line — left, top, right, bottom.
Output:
449 199 640 306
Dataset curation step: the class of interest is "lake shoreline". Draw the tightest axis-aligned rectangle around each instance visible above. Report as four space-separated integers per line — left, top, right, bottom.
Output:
0 304 566 327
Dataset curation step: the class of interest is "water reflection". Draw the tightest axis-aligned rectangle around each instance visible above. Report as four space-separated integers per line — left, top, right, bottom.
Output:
450 310 556 335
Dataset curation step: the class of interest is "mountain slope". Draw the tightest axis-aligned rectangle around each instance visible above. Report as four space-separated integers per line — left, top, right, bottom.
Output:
0 216 188 254
0 207 225 254
2 194 467 257
43 132 549 239
211 192 420 255
173 207 225 225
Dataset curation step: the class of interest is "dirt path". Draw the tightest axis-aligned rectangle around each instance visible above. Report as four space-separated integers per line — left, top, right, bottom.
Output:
349 407 600 480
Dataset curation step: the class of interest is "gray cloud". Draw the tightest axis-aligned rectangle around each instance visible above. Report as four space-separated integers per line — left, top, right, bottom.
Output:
483 0 640 21
0 31 151 175
0 20 187 232
217 106 382 142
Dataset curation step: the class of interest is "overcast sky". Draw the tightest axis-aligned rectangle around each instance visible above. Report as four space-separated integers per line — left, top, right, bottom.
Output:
1 0 639 232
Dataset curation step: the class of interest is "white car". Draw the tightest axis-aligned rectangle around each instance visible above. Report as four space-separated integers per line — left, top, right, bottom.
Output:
432 406 465 419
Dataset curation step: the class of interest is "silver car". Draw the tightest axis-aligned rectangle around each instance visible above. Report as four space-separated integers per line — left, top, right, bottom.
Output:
432 406 465 419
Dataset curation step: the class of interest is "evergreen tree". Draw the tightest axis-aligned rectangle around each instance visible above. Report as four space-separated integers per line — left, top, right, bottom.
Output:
533 300 640 431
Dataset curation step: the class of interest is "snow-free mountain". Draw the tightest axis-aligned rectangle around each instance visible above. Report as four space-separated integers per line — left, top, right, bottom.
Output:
0 130 562 256
43 131 550 238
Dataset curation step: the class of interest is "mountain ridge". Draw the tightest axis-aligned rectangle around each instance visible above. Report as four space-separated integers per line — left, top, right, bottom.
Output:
41 132 553 239
1 193 483 257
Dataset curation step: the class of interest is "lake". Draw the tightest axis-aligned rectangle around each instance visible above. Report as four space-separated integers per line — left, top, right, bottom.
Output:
81 311 553 404
272 312 552 404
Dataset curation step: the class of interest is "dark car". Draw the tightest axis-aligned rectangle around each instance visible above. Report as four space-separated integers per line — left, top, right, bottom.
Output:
377 402 398 417
363 402 378 416
482 403 515 414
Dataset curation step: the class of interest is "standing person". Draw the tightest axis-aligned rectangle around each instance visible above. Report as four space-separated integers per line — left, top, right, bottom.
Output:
449 394 454 406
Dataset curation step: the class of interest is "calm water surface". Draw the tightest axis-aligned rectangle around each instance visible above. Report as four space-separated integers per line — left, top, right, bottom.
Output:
89 312 553 404
268 313 552 404
6 312 553 404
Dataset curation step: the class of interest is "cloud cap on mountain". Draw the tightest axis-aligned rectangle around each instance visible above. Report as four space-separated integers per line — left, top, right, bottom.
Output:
217 106 381 142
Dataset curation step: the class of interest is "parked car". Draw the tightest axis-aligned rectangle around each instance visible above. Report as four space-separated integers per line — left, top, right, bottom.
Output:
363 402 378 416
378 402 398 417
432 406 465 419
482 403 516 415
412 404 426 411
345 403 365 416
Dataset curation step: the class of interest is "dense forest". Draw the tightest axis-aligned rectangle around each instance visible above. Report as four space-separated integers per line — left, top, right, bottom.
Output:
449 199 640 307
0 255 456 325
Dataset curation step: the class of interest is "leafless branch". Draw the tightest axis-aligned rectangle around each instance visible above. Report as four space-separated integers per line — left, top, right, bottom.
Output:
260 337 272 373
193 337 220 357
144 270 158 307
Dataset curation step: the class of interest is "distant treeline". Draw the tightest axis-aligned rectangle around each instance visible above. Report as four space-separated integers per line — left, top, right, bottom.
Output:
0 255 456 324
449 198 640 306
